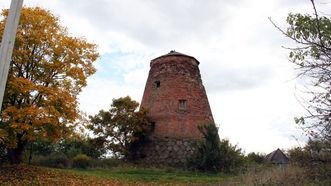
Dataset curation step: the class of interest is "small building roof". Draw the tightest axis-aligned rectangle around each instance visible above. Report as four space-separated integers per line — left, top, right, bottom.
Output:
265 148 290 164
151 50 200 64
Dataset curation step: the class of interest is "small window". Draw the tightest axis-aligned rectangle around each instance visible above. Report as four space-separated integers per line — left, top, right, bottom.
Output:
150 122 156 131
179 99 187 110
155 81 160 88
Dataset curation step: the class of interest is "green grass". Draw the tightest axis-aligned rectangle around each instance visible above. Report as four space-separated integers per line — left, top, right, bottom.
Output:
1 164 239 185
2 164 322 185
62 166 237 184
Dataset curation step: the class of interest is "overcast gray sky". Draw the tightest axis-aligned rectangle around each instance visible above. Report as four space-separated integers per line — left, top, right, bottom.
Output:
2 0 329 153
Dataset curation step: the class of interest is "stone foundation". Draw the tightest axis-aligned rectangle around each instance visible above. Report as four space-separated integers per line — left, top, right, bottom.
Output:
138 137 199 166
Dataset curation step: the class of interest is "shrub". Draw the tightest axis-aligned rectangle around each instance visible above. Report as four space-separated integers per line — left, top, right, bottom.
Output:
186 124 244 173
32 152 69 168
89 158 122 168
246 152 265 164
287 147 310 166
72 154 91 169
29 139 56 156
287 142 331 183
240 164 309 185
186 124 221 172
218 139 244 173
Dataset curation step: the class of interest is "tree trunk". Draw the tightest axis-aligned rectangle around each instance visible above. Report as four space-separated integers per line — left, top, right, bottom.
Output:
7 139 26 164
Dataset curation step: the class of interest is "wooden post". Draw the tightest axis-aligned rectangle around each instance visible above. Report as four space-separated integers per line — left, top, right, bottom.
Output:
0 0 24 112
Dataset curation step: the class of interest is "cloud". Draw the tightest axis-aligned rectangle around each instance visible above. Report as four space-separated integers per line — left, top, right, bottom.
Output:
53 0 236 49
78 74 147 116
16 0 251 54
204 65 275 92
209 80 307 153
0 0 321 153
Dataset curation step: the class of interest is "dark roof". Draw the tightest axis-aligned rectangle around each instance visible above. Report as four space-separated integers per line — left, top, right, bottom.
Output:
151 50 200 64
265 148 289 164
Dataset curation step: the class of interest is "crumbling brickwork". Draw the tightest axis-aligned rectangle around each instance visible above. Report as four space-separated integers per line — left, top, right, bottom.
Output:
139 51 214 166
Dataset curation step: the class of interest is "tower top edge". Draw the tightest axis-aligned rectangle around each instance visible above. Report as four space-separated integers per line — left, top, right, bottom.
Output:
151 50 200 65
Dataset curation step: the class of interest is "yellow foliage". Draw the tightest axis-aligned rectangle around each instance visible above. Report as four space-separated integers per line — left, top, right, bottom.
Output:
0 129 8 144
0 7 99 152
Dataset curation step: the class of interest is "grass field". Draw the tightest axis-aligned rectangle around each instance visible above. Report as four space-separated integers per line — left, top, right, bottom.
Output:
64 166 238 185
1 163 324 185
0 164 238 185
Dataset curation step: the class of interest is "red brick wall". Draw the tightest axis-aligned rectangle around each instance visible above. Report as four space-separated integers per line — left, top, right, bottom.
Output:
141 54 214 139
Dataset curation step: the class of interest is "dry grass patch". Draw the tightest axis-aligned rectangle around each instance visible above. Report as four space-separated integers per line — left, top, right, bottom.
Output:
0 164 121 186
240 164 315 186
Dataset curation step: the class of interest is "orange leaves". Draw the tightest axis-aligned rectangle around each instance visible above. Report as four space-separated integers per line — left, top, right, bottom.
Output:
2 104 69 145
7 77 35 95
0 7 99 152
0 165 121 186
1 78 78 146
67 67 85 82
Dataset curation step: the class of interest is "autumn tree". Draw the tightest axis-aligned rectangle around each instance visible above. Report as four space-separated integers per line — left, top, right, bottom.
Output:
89 96 150 160
0 7 99 164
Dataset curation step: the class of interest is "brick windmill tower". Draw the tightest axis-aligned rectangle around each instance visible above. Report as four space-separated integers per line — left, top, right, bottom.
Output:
139 51 215 166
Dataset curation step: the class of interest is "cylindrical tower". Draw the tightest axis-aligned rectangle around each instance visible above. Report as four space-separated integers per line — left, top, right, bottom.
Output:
141 51 214 138
139 51 215 166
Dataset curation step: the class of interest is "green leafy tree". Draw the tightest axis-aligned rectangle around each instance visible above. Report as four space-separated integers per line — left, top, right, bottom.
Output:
271 2 331 181
89 96 150 160
272 0 331 149
28 139 56 157
218 139 244 173
287 147 311 166
187 124 243 173
58 136 106 159
187 124 221 172
287 141 331 181
0 7 99 164
26 135 106 159
246 152 265 164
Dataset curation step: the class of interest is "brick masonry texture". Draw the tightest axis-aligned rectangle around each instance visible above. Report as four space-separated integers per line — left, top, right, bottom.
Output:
139 51 214 166
139 137 199 166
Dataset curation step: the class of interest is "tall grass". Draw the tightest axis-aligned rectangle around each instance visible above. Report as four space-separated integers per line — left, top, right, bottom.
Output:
240 164 320 186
